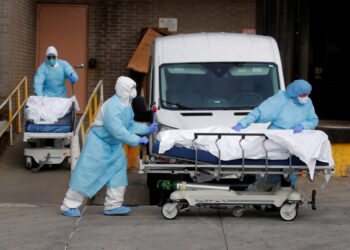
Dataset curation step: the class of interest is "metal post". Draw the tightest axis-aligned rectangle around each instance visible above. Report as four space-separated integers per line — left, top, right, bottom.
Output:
17 88 21 133
8 98 13 146
215 135 222 180
238 135 245 181
262 136 269 181
192 136 198 182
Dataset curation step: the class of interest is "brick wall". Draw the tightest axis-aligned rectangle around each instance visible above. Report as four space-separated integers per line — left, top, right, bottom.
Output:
0 0 36 120
0 0 12 102
85 0 256 99
10 0 36 96
2 0 256 103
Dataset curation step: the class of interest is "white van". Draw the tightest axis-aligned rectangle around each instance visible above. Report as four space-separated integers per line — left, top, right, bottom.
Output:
134 32 286 204
147 32 285 132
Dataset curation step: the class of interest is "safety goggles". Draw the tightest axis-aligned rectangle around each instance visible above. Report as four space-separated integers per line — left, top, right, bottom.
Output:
47 55 56 59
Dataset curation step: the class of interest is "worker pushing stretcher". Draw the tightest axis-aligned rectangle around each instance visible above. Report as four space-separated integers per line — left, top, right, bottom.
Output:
24 46 79 170
139 79 334 221
61 76 158 217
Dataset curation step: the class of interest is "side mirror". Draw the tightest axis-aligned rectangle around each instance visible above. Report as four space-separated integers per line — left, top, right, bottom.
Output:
132 96 152 122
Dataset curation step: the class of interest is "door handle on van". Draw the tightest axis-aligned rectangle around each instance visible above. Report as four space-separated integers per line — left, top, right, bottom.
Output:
234 112 249 116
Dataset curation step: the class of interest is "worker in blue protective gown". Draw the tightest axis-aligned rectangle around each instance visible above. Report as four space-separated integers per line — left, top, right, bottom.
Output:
34 46 79 97
61 76 158 217
232 79 319 187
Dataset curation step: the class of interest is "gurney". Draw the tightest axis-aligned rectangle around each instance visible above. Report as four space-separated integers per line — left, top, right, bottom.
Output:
23 95 78 171
139 128 335 221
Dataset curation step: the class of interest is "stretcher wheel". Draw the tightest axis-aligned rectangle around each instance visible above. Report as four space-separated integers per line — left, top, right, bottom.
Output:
25 157 33 169
232 206 244 217
280 203 298 221
311 189 316 210
161 202 179 220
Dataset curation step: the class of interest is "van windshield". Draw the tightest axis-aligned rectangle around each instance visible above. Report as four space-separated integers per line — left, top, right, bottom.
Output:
159 63 280 110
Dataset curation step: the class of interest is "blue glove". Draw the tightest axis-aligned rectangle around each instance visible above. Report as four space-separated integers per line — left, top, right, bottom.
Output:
232 124 243 132
69 75 77 83
139 136 149 144
293 125 304 134
149 123 158 133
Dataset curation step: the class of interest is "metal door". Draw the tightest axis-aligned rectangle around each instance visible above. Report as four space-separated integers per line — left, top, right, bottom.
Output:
36 4 88 113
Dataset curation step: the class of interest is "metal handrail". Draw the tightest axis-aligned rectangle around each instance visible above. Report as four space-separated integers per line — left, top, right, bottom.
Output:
76 79 103 142
70 80 103 170
0 76 28 145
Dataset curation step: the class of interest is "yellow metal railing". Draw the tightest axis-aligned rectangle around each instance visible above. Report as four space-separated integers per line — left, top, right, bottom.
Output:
76 80 104 143
70 80 103 170
0 76 28 145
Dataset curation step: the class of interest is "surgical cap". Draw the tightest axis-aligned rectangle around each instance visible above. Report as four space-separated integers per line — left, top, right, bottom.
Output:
286 79 312 97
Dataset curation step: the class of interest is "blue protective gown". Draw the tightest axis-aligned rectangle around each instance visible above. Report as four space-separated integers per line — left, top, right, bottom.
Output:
69 95 149 198
237 91 318 130
34 59 79 97
237 80 318 185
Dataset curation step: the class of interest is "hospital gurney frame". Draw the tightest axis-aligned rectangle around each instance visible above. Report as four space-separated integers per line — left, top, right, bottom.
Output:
139 133 334 182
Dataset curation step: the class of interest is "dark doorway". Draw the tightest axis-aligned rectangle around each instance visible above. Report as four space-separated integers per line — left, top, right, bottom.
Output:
309 1 350 121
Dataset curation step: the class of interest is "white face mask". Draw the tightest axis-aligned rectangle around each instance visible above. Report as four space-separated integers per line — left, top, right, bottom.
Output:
298 96 309 104
129 88 137 99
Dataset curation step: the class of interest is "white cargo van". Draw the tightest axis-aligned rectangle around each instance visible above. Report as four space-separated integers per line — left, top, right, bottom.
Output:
134 32 286 204
147 32 285 132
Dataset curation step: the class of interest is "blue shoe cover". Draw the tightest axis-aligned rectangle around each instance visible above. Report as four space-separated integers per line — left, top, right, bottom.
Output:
104 206 131 215
63 208 81 217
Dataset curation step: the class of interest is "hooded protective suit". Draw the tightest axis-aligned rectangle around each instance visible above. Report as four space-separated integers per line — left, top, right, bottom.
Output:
236 79 318 186
61 76 150 215
237 79 318 130
34 46 79 97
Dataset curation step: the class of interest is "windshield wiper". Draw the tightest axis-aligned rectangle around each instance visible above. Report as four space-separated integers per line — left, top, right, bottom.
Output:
161 100 193 110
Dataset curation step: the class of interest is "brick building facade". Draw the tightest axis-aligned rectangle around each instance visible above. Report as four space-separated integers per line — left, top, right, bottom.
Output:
0 0 256 103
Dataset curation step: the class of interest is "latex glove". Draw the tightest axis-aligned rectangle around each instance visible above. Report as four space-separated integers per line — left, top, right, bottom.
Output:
293 125 304 134
69 75 77 83
149 123 158 133
139 136 149 144
232 124 243 132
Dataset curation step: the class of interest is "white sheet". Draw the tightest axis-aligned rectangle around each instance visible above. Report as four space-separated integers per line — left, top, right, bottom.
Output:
25 96 80 124
158 126 334 184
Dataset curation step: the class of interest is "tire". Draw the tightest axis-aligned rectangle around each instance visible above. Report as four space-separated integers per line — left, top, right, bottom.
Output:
25 157 33 169
62 157 71 170
161 202 179 220
280 203 298 221
232 206 244 217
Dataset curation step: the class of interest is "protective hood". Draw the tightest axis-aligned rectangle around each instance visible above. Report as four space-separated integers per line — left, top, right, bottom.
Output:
46 46 58 67
285 79 312 98
46 46 58 57
115 76 136 106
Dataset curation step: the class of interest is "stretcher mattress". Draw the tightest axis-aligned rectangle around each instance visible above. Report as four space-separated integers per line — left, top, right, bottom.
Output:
25 111 73 133
152 141 328 166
